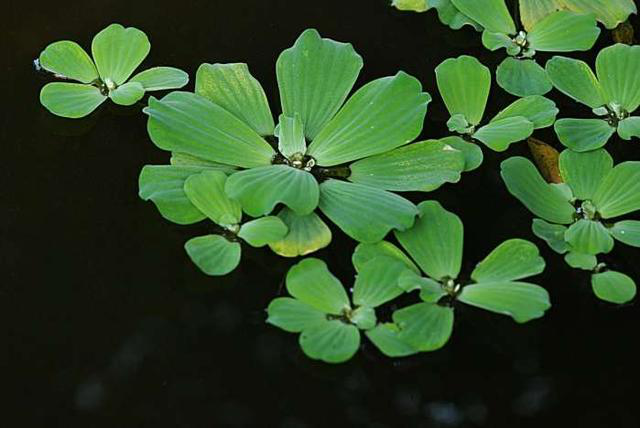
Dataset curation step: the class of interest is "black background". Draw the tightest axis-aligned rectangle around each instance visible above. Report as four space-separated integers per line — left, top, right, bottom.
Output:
2 0 640 426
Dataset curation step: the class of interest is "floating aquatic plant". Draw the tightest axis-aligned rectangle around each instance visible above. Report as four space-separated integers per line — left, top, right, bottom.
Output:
140 29 475 262
501 149 639 303
435 55 558 160
38 23 188 118
546 44 640 152
391 0 482 30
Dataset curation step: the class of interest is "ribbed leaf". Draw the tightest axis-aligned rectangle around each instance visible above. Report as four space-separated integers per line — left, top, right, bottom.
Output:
595 44 640 113
277 29 363 140
545 56 606 108
307 72 430 166
170 152 236 172
91 23 150 85
527 11 600 52
491 96 558 129
558 148 613 200
519 0 562 31
450 0 516 33
40 83 107 118
610 220 640 247
225 165 319 217
109 81 145 106
440 136 484 171
277 114 306 159
435 56 490 126
365 323 418 358
319 180 418 243
554 118 615 152
565 219 614 254
299 320 360 364
618 117 640 140
500 156 575 224
352 241 420 275
393 303 454 352
482 30 514 51
353 257 409 308
593 161 640 218
532 218 569 254
472 239 545 283
562 0 637 29
591 271 636 304
144 92 275 168
496 58 552 97
286 258 350 315
564 252 598 270
184 235 242 276
348 140 465 192
474 116 534 151
195 63 274 136
130 67 189 91
39 40 98 83
237 216 288 248
458 281 551 323
184 170 242 226
268 208 332 257
395 201 463 281
266 297 326 333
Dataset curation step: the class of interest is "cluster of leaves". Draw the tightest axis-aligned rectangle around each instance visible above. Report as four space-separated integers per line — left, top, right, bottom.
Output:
267 201 550 363
38 24 189 118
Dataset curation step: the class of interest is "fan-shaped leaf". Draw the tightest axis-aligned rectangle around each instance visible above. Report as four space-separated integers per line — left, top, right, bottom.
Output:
130 66 189 91
91 23 150 85
527 11 600 52
184 235 242 276
266 297 326 333
471 239 545 283
299 320 360 364
40 83 107 119
593 161 640 218
595 44 640 113
286 258 350 314
353 257 409 308
482 30 514 51
352 241 420 275
184 170 242 226
609 220 640 247
591 271 637 304
492 96 558 129
393 303 454 352
496 58 552 97
562 0 637 30
519 0 562 31
532 219 569 254
545 56 606 108
268 208 331 257
440 136 484 171
564 251 597 270
559 148 613 200
365 323 418 357
238 216 288 247
431 0 483 30
474 116 534 151
39 40 98 83
450 0 515 34
618 117 640 140
554 118 615 152
277 114 306 159
565 219 614 254
170 153 236 172
109 81 145 106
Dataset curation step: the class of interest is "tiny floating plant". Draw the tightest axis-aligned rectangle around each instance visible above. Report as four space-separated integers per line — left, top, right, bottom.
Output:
267 200 550 363
38 23 189 118
501 148 639 304
546 44 640 151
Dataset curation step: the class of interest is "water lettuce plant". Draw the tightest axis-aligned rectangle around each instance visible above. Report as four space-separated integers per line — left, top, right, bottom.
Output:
501 149 639 303
435 55 558 158
140 29 476 260
267 200 551 363
38 23 189 118
391 0 482 30
546 44 640 151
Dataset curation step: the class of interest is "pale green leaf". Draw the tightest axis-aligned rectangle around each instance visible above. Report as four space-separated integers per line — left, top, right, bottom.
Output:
439 136 484 171
565 219 614 254
450 0 516 33
431 0 483 30
184 170 242 226
266 297 326 333
109 81 145 106
559 148 613 200
184 235 242 276
91 23 150 85
195 63 274 136
564 251 598 270
609 220 640 247
352 241 420 275
39 40 98 83
482 30 514 51
595 44 640 113
225 165 319 217
527 11 600 52
491 96 559 129
591 270 637 304
618 117 640 140
299 320 360 364
472 239 545 283
277 29 363 140
277 114 306 159
593 161 640 218
237 216 288 247
532 219 570 254
170 152 237 172
545 56 606 108
519 0 562 31
558 0 637 29
554 118 615 152
393 303 454 352
365 323 419 358
392 0 428 12
40 82 106 118
286 258 350 314
496 58 553 97
353 257 409 308
268 208 332 257
319 180 418 243
130 66 189 91
474 116 534 151
307 72 430 166
350 307 377 330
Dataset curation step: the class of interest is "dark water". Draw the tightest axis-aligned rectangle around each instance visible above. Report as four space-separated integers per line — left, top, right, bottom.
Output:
3 0 640 426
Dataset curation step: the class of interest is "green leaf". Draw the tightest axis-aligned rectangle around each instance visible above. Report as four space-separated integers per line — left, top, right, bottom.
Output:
519 0 563 31
554 118 615 152
352 241 420 275
299 320 360 363
416 276 448 302
348 140 465 192
277 114 306 159
395 200 463 281
527 11 600 52
170 152 236 172
184 235 242 276
225 165 319 217
565 219 614 254
350 307 376 330
500 156 576 224
447 114 471 134
471 239 545 283
139 165 212 225
144 91 275 168
392 0 428 12
40 82 106 118
564 252 598 270
435 56 490 126
318 180 418 243
353 257 409 308
307 72 430 166
561 0 637 29
496 58 553 97
609 220 640 247
277 29 363 140
545 56 606 109
474 116 534 151
195 63 274 136
393 303 454 352
431 0 483 30
559 148 613 200
184 170 242 226
91 23 150 85
237 216 288 247
286 258 350 314
596 44 640 113
482 30 514 51
440 136 484 171
532 218 570 254
268 208 332 257
266 297 326 333
130 66 189 91
591 270 637 304
450 0 516 34
109 81 145 106
618 117 640 140
458 281 551 323
39 40 98 83
365 323 418 358
593 161 640 218
491 96 559 129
